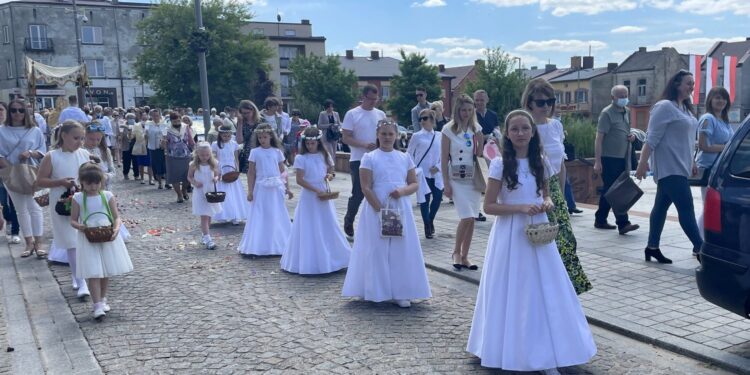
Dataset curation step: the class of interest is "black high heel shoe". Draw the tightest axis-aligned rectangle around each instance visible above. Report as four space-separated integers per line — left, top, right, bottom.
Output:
645 248 672 264
425 223 433 239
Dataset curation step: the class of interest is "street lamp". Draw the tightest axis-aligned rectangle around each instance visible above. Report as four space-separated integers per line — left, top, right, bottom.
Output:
511 56 522 72
71 0 85 107
193 0 211 136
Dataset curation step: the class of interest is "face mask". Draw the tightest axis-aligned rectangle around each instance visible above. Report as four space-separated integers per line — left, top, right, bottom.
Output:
616 98 629 107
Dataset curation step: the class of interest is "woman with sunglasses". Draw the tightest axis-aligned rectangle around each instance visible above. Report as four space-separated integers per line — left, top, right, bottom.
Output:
0 102 22 246
235 100 262 173
635 70 702 263
522 78 591 295
441 94 483 271
408 108 443 239
0 99 47 258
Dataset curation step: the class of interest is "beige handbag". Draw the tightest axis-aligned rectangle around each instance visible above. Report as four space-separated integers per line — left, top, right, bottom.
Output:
0 161 39 194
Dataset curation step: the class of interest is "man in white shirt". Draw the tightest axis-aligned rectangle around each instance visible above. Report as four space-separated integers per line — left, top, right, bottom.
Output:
57 95 89 125
341 84 386 237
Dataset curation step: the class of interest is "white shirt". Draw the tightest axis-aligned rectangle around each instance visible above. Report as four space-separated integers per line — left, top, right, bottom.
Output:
407 129 442 178
57 106 89 125
536 118 566 176
34 113 48 135
341 106 386 162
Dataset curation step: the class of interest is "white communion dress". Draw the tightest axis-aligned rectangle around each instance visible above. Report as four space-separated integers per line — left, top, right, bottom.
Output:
280 153 350 274
238 147 291 256
191 164 223 217
211 141 249 222
74 191 133 279
46 149 90 263
341 149 431 302
466 157 596 371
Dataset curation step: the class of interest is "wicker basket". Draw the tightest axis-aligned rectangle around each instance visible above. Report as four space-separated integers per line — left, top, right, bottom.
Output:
524 215 559 245
316 180 339 201
34 191 50 207
83 213 115 243
205 182 226 203
221 165 240 183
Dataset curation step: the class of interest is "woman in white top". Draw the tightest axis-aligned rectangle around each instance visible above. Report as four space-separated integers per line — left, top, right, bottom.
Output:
441 94 484 271
407 108 443 239
145 109 168 189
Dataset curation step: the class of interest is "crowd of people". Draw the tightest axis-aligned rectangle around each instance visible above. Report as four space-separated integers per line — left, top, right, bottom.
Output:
0 68 731 373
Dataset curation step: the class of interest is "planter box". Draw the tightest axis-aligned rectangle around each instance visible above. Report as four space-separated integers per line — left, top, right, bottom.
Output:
335 152 351 173
565 158 603 205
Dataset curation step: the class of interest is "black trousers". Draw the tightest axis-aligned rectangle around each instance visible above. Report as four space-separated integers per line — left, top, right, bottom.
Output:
344 161 363 225
122 149 139 178
595 156 630 227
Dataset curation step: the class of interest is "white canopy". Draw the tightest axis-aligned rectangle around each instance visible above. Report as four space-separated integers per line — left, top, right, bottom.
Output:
25 57 88 88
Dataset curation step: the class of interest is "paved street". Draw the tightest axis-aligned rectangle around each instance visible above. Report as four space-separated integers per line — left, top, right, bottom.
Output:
0 169 747 374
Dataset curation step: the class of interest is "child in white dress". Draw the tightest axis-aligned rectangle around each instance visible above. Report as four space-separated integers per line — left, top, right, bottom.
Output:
37 120 92 298
467 110 595 372
211 126 248 224
238 124 293 256
341 120 431 308
187 142 222 250
70 164 133 320
281 127 350 274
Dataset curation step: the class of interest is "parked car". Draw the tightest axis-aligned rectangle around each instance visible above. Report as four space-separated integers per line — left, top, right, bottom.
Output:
696 115 750 319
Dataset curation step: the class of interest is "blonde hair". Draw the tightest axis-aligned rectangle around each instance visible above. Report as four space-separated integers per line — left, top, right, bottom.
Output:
54 120 85 149
191 141 217 170
250 123 283 150
447 94 480 134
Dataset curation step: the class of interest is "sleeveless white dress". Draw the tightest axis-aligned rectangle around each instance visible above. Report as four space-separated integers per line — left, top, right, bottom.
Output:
466 158 596 370
211 141 249 222
237 147 291 255
74 191 134 278
47 149 90 263
191 164 223 216
341 149 431 302
442 128 481 219
280 153 350 274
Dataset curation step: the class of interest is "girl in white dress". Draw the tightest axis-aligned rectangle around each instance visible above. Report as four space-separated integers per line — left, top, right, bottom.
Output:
70 164 133 320
37 120 92 298
238 124 293 256
187 142 222 250
341 120 431 308
467 110 596 373
281 127 350 274
211 126 248 224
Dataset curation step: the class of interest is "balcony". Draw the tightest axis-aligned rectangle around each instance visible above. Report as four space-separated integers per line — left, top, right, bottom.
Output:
24 37 54 52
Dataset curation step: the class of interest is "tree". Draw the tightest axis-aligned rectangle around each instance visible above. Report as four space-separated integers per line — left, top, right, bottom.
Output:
134 0 273 109
465 47 529 123
288 54 358 119
252 69 275 108
388 50 441 128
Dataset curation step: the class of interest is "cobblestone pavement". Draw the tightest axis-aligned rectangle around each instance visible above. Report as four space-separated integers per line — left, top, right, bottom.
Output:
31 174 736 374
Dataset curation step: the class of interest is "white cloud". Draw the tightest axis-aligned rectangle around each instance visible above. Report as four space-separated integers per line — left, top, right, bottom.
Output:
611 50 629 60
684 28 702 34
540 0 638 16
436 47 488 59
411 0 447 6
515 39 607 52
245 0 268 6
355 42 435 58
641 0 673 9
611 26 646 33
651 36 746 54
470 0 750 16
422 37 484 47
675 0 750 16
471 0 537 6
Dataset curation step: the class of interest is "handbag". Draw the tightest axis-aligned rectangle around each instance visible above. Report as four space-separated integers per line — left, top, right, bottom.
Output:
326 124 342 142
379 197 403 238
82 192 115 243
0 129 39 194
604 143 643 215
473 156 487 192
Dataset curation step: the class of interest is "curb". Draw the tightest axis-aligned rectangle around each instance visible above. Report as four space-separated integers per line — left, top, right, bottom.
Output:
424 260 750 375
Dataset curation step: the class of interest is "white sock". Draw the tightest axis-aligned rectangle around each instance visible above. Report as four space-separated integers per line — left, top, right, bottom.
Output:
67 248 78 279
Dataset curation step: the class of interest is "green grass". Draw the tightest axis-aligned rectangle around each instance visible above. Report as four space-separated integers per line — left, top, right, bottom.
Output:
562 116 597 159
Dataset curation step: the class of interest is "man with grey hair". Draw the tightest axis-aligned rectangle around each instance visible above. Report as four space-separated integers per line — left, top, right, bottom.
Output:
594 85 639 234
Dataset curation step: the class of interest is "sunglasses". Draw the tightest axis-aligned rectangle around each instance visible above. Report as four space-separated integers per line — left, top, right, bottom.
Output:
87 124 105 132
463 132 472 147
416 93 424 97
419 116 432 122
9 108 25 114
531 98 556 107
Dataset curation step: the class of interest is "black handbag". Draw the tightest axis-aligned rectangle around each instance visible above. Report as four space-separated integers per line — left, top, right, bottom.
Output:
604 143 643 215
326 124 342 141
55 190 74 216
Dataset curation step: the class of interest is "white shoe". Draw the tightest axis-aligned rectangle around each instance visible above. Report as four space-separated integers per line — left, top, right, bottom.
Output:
9 236 21 244
394 299 411 308
232 220 241 226
206 238 216 250
93 304 106 320
72 278 79 290
542 368 561 375
77 281 90 298
101 298 111 312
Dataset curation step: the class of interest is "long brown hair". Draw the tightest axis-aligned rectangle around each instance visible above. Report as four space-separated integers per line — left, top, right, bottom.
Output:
502 110 546 197
704 86 730 123
661 70 694 114
521 78 556 116
299 126 332 166
6 99 36 128
250 123 283 150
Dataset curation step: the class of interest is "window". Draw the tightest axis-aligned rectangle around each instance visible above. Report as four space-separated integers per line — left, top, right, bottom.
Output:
284 29 296 36
28 24 47 49
3 26 9 44
280 73 294 97
623 80 631 95
576 89 588 103
637 78 647 97
252 28 264 35
6 59 13 79
81 26 103 44
380 85 390 100
84 59 105 77
729 132 750 179
554 91 562 104
564 91 571 104
279 45 303 69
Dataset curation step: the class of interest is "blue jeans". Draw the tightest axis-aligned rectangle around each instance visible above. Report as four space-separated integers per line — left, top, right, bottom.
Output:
0 185 19 235
647 175 703 251
419 178 443 226
564 176 576 211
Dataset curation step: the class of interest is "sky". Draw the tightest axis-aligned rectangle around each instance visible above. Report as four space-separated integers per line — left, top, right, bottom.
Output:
242 0 750 69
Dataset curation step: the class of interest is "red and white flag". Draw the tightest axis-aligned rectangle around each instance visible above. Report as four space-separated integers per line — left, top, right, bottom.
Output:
689 54 703 104
723 55 738 102
705 56 719 95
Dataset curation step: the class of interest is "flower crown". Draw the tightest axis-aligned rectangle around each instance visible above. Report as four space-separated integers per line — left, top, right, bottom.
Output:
376 120 397 128
253 127 275 135
300 125 322 140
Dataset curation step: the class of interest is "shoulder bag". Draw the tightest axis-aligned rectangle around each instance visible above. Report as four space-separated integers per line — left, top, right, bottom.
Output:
0 129 40 194
604 142 643 215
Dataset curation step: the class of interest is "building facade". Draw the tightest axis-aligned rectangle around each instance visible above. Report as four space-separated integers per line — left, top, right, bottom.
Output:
0 0 155 108
700 38 750 124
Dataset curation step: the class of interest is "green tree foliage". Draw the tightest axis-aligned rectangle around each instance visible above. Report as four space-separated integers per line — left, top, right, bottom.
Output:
252 69 275 108
465 48 528 123
388 51 441 127
288 54 358 120
134 0 272 109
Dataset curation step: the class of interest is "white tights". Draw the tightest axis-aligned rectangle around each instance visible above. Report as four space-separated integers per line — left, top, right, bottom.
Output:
67 248 78 280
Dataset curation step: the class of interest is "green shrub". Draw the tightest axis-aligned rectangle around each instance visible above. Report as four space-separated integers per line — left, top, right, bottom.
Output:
562 115 597 159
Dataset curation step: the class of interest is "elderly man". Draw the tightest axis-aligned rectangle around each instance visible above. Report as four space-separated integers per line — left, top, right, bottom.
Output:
593 85 639 235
